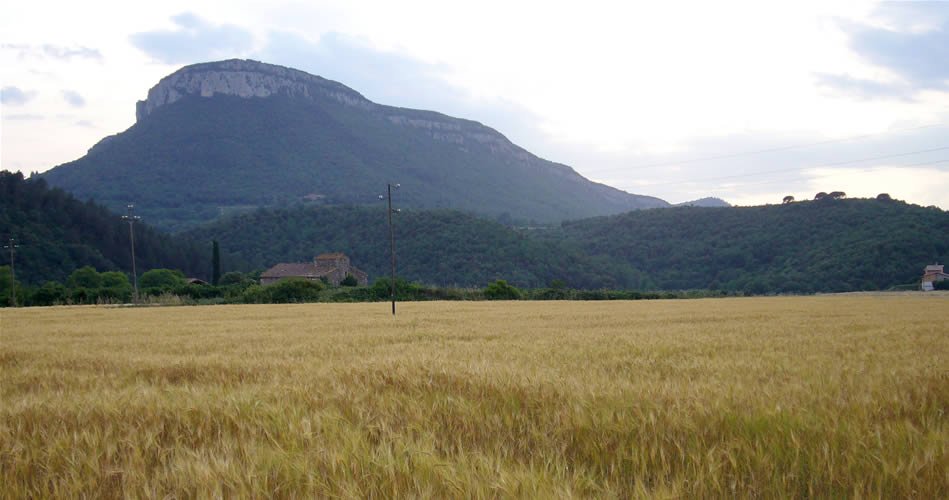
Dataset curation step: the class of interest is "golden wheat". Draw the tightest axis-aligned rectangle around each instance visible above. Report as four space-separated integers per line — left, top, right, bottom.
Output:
1 296 946 498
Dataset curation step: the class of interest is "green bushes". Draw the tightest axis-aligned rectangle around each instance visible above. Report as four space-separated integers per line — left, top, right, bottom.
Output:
140 269 186 290
340 274 358 287
241 278 324 304
483 280 522 300
4 262 737 308
30 282 67 306
267 278 324 303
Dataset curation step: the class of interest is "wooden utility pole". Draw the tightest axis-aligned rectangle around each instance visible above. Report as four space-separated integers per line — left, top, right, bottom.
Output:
122 205 141 303
381 184 400 315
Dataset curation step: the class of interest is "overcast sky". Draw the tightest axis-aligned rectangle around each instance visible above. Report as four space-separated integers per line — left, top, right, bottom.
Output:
2 0 948 207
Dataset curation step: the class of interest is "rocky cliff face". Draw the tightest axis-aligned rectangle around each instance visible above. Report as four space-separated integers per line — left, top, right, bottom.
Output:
135 59 530 161
135 59 373 122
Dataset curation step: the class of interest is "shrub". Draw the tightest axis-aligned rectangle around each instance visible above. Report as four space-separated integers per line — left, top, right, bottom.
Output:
67 266 102 289
267 278 323 303
140 269 186 291
173 283 223 300
99 271 133 302
31 281 67 306
340 274 359 287
241 285 271 304
483 280 521 300
218 271 248 287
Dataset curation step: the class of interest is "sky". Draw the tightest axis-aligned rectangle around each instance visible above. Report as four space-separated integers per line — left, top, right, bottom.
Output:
1 0 948 208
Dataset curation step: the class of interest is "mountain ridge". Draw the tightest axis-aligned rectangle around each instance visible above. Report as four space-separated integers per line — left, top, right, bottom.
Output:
42 59 668 229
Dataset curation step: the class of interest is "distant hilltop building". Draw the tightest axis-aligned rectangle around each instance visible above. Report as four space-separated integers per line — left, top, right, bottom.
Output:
261 253 368 286
921 264 948 291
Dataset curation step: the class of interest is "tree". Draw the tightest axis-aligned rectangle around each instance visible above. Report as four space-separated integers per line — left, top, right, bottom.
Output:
0 266 17 307
267 277 323 303
67 266 102 289
876 193 892 201
219 271 248 287
99 271 133 302
31 281 66 306
211 240 221 285
484 279 522 300
828 191 846 200
140 268 186 290
100 271 130 289
814 192 829 201
782 195 795 204
340 274 358 287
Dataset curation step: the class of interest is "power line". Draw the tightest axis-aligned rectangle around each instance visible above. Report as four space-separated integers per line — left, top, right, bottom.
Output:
616 122 948 171
122 204 141 303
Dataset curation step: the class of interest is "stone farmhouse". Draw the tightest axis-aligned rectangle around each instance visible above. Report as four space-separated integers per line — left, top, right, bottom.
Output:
921 264 948 291
261 253 368 286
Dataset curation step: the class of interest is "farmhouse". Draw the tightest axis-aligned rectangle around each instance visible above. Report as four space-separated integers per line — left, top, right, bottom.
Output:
920 264 949 291
261 253 368 286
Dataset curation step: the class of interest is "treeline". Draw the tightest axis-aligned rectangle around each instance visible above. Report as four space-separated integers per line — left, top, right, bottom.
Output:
559 198 948 293
1 171 207 284
1 264 721 308
190 199 946 293
0 265 234 306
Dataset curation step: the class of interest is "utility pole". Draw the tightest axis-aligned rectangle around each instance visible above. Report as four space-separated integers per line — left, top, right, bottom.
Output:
122 204 141 303
3 238 19 307
380 184 400 315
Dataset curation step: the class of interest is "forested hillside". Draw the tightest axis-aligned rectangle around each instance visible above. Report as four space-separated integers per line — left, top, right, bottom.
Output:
186 198 947 293
0 171 207 284
559 198 949 293
183 206 647 289
5 170 945 294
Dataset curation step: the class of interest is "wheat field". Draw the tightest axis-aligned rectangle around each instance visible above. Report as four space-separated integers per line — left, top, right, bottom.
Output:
1 296 947 498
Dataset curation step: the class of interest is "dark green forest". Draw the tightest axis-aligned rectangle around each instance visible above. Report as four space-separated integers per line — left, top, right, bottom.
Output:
184 206 646 290
559 198 948 293
190 198 947 292
0 171 206 284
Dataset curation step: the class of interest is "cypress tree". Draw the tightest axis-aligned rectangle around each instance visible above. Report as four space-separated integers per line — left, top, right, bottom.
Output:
211 240 221 285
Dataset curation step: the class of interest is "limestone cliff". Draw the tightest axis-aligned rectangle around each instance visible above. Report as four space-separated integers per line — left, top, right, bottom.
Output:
136 59 372 121
135 59 536 165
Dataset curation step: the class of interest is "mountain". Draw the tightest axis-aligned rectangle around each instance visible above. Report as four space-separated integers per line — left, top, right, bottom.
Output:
675 197 730 207
182 205 646 290
41 59 668 231
0 171 207 284
559 198 949 293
